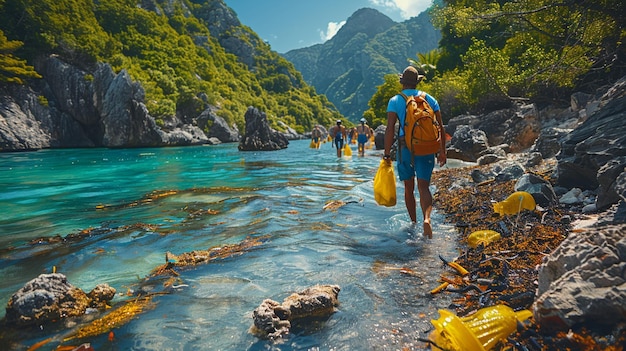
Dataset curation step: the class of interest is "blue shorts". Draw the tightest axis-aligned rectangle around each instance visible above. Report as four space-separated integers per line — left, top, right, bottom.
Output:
357 134 368 144
397 146 435 182
334 138 344 149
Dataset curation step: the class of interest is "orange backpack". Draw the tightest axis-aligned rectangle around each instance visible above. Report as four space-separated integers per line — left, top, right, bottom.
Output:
399 92 441 156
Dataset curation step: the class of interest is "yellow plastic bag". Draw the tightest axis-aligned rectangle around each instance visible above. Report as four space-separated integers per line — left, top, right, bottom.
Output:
373 160 396 206
343 143 352 156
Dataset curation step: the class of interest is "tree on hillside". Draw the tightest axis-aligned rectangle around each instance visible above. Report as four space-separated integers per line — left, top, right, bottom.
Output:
432 0 625 106
0 31 41 84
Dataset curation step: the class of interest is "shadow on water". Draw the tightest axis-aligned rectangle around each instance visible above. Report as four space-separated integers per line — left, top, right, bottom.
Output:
0 140 462 350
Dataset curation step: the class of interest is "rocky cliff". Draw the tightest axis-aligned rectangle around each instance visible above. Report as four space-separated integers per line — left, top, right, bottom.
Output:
0 56 240 151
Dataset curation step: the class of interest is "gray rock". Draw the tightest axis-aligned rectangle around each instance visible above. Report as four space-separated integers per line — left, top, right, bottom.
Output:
560 188 584 204
556 76 626 193
238 107 288 151
515 173 558 207
530 127 570 159
534 224 626 332
477 153 505 165
448 125 489 162
471 168 495 183
196 107 240 142
5 273 89 326
493 162 526 182
251 285 340 339
596 157 626 211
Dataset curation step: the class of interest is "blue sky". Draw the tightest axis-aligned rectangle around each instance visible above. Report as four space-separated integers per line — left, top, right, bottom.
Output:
223 0 433 53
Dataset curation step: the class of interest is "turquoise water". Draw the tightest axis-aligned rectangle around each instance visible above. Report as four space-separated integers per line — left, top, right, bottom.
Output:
0 140 462 351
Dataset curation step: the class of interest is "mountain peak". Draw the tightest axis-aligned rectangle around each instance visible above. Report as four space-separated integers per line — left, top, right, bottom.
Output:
329 8 396 47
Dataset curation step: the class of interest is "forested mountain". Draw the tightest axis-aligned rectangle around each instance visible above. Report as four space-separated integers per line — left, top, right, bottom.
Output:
283 8 441 122
1 0 623 150
0 0 343 149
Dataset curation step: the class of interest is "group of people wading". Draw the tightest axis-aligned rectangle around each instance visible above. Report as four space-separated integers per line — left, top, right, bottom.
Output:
310 118 373 157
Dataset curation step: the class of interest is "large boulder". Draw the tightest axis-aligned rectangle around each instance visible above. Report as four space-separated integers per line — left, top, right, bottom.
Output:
238 107 288 151
447 104 541 154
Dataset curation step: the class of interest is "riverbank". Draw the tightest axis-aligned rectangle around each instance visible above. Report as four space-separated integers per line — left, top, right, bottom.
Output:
430 156 625 350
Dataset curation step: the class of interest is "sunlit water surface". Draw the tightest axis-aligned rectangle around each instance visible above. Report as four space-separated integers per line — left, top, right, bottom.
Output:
0 140 470 350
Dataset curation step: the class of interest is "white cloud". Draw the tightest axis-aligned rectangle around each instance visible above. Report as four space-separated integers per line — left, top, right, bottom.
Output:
319 20 346 41
370 0 431 19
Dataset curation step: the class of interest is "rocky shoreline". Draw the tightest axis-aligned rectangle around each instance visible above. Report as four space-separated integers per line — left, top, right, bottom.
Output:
419 75 626 350
430 155 625 350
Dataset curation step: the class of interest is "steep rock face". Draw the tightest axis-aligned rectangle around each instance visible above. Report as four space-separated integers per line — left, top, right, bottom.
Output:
1 56 235 151
556 76 626 209
91 62 166 147
196 107 240 142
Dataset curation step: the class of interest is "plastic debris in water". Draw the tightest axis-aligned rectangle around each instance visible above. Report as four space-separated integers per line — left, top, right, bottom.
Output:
493 191 536 216
429 304 532 351
467 230 502 248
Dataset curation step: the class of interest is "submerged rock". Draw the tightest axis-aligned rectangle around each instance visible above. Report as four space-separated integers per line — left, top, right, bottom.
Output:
251 284 340 339
4 273 115 326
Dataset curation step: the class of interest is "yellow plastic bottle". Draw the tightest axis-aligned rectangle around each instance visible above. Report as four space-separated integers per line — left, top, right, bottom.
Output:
429 305 532 351
493 191 536 216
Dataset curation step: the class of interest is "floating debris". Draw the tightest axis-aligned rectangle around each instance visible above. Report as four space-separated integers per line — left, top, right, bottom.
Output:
151 235 269 276
64 296 155 342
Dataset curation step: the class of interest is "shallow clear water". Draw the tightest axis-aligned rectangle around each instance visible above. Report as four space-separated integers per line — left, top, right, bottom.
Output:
0 140 465 351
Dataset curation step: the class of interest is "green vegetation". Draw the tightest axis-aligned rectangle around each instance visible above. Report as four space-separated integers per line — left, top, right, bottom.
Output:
0 30 41 84
366 0 625 124
2 0 623 134
0 0 342 133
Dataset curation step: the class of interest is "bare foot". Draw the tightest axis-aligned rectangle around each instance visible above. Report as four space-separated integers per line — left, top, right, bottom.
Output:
423 220 432 239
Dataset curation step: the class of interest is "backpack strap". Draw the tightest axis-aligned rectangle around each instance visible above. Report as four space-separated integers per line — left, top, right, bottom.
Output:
396 92 414 164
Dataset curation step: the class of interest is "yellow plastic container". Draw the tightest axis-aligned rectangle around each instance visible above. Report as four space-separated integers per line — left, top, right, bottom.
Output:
467 230 501 248
343 143 352 156
429 305 532 351
493 191 536 216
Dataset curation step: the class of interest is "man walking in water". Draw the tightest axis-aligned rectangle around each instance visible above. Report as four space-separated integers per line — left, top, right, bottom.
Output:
383 66 446 238
329 120 347 157
311 125 322 148
356 118 371 156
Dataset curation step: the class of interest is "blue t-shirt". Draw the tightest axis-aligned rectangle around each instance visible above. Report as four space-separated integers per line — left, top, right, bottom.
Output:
387 89 440 137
